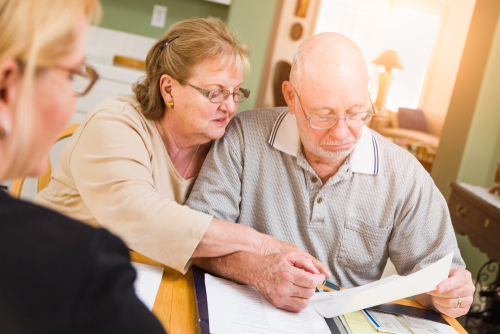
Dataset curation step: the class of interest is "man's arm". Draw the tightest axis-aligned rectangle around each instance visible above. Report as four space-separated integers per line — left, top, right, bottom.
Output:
389 168 473 317
193 251 325 313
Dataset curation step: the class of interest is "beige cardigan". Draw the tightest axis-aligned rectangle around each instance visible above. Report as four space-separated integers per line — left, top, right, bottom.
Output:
35 95 213 274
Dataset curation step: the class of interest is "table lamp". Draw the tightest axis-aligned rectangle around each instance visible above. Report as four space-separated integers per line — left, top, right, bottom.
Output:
372 49 405 112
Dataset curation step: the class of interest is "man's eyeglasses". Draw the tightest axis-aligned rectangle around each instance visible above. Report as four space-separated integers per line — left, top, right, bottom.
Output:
16 60 99 97
293 87 376 130
181 81 251 103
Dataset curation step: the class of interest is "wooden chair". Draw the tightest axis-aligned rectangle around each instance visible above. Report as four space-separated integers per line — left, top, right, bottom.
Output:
10 123 80 199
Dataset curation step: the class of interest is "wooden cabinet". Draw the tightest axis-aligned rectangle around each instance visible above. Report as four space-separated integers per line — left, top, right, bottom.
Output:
449 182 500 262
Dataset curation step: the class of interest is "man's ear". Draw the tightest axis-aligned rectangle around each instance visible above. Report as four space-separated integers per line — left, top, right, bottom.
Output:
0 59 21 130
282 81 296 114
159 74 175 102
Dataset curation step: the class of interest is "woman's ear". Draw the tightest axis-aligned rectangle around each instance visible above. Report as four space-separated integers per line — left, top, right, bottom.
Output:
159 74 175 102
282 81 296 114
0 59 21 137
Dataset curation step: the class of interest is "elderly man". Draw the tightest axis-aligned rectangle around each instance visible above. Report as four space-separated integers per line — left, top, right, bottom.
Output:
186 33 474 317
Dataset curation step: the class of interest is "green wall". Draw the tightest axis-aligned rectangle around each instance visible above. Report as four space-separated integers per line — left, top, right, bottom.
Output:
99 0 229 39
227 0 278 110
99 0 277 110
458 13 500 189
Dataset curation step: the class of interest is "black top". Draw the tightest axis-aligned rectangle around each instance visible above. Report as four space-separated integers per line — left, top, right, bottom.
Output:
0 190 166 334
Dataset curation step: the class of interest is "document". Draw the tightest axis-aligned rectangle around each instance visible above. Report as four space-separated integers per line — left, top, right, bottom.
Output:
310 252 453 318
205 273 331 334
339 315 353 334
343 311 380 334
401 315 459 334
131 262 164 311
362 310 410 334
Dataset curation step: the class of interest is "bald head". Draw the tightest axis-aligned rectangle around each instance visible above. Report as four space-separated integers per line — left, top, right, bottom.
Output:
283 33 370 165
290 32 368 93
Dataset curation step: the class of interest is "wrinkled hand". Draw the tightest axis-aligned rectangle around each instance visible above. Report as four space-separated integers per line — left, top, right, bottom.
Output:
415 268 475 317
257 233 331 277
249 251 326 312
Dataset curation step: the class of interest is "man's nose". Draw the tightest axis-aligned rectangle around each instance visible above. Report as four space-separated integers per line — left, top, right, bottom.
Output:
328 117 351 138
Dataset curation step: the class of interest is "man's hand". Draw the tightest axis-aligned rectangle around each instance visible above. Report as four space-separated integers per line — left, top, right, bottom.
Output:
257 233 331 277
248 251 326 312
415 268 475 317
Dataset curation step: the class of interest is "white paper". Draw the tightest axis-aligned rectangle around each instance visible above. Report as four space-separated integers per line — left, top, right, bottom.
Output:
401 315 459 334
310 252 453 317
131 262 164 311
362 310 410 334
205 273 331 334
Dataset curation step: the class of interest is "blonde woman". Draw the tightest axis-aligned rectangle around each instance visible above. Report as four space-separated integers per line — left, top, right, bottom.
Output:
35 19 329 281
0 0 166 332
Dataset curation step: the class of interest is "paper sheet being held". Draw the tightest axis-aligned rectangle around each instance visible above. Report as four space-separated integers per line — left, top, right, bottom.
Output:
310 252 454 318
205 273 331 334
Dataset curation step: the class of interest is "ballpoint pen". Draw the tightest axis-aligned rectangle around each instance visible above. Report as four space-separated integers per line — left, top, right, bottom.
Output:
318 279 340 291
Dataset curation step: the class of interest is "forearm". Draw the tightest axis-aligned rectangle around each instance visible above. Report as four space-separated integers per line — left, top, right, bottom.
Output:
193 252 259 285
191 218 263 259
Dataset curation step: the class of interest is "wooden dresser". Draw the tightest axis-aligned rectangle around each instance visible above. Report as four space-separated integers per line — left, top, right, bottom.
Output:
448 182 500 330
448 182 500 262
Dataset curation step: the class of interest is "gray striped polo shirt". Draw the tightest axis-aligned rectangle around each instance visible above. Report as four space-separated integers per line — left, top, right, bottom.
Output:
187 108 465 288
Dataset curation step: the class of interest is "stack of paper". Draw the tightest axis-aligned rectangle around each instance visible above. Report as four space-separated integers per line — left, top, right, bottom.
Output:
341 310 459 334
131 262 164 311
362 310 410 333
400 315 459 334
205 274 331 334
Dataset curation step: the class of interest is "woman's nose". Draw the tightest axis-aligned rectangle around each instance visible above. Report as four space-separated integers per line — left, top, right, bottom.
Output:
220 96 238 115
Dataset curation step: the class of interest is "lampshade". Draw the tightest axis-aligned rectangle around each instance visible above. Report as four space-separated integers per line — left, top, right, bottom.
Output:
372 49 405 71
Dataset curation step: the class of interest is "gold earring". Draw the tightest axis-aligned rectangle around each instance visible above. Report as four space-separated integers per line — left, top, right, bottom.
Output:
166 101 174 108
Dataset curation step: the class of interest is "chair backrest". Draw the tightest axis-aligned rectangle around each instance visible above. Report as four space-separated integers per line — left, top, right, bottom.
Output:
272 60 292 107
397 108 430 133
10 123 80 199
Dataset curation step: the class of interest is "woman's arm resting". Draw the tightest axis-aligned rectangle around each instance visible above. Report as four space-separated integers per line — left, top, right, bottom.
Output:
192 219 331 277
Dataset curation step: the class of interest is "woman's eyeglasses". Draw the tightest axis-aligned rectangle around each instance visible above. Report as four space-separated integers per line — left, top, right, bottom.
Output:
16 60 99 97
57 64 99 97
181 81 250 103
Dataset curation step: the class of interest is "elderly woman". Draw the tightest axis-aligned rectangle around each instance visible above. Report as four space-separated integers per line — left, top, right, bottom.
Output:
35 18 328 275
0 0 165 332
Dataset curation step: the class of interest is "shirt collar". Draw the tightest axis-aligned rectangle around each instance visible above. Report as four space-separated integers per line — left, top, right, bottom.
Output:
268 110 380 175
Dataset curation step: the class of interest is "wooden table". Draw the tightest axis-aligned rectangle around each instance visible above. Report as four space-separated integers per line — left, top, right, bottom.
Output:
130 251 467 334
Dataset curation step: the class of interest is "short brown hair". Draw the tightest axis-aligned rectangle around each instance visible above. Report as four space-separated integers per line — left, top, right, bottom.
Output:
133 18 251 121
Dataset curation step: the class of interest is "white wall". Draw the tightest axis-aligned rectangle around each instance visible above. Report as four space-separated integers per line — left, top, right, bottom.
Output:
404 0 476 137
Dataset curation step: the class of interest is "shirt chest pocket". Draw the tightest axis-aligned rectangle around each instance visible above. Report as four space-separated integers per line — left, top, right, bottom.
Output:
337 217 391 272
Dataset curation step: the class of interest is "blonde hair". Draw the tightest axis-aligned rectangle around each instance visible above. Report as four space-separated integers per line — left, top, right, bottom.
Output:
0 0 100 177
133 18 251 121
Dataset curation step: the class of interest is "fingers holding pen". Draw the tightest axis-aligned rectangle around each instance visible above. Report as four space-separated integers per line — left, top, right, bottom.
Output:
251 251 325 312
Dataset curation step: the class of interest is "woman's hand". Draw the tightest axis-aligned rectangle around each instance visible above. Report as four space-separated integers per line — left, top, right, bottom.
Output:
257 233 331 277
